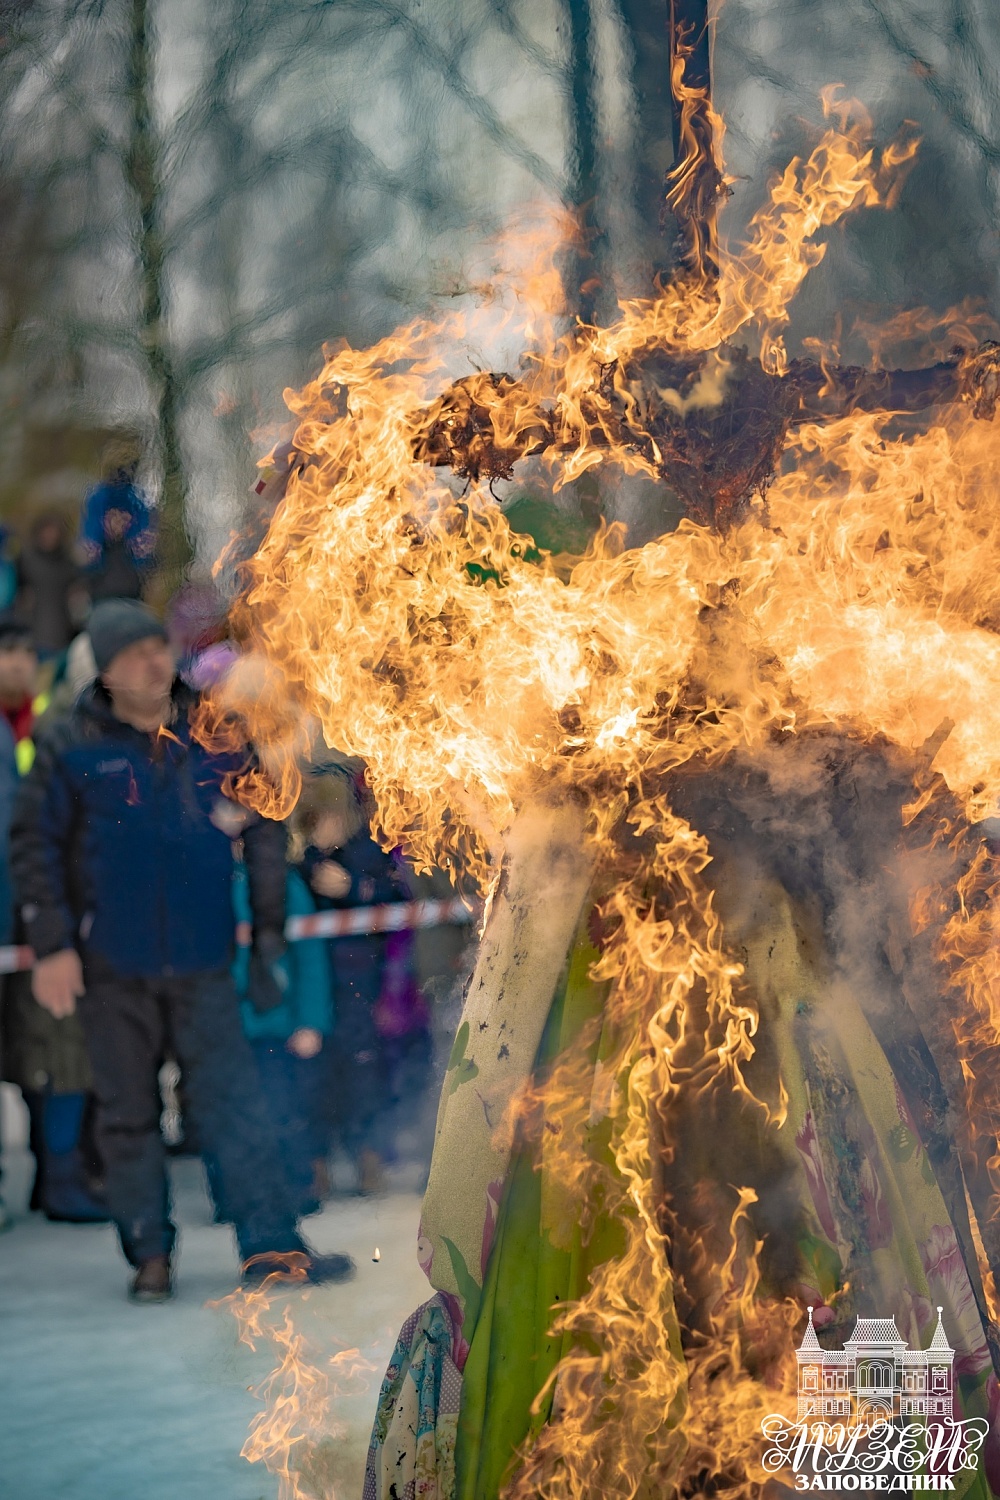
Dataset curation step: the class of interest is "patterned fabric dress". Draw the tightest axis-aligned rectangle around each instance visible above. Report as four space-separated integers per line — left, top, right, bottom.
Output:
364 767 1000 1500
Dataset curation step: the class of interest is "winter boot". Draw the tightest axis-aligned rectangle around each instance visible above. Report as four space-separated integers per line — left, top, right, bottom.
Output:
129 1255 173 1303
40 1092 109 1224
241 1248 356 1288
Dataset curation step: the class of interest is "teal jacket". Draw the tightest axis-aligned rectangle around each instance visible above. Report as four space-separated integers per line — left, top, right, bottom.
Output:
232 864 334 1041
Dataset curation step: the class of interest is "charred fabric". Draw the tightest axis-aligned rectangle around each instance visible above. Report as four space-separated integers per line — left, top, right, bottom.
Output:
415 338 1000 531
277 333 1000 539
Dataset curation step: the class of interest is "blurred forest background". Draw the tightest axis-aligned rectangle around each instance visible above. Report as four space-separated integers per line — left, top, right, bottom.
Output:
0 0 997 572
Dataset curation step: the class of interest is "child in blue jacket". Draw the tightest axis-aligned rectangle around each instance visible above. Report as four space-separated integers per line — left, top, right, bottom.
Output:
78 441 156 602
232 860 333 1215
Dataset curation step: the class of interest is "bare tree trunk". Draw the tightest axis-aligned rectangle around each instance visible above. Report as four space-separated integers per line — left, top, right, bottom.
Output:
124 0 190 596
564 0 606 321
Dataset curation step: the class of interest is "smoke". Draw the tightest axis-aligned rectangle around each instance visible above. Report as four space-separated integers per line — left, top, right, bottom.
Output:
714 0 1000 347
669 732 990 1349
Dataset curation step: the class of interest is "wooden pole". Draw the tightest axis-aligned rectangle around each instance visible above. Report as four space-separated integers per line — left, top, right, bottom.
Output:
664 0 722 281
667 0 711 160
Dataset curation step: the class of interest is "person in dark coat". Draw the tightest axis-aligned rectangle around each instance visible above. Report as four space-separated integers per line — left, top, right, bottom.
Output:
10 599 355 1300
0 618 35 910
293 771 430 1195
0 615 39 777
0 613 107 1223
78 441 157 602
16 512 82 657
0 672 18 1232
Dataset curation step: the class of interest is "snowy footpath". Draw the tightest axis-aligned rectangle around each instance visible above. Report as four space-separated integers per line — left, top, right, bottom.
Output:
0 1084 429 1500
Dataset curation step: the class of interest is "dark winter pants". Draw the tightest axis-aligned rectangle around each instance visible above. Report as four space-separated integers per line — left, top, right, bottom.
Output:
329 970 390 1159
250 1040 329 1213
78 964 303 1267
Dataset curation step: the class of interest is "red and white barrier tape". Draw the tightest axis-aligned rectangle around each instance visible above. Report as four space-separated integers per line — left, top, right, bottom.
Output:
0 897 474 975
284 896 474 941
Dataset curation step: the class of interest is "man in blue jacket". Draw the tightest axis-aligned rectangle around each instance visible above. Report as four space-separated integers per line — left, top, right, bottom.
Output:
10 599 355 1300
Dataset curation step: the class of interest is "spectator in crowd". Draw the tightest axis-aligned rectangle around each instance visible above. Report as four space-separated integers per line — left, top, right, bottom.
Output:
16 512 83 658
167 580 238 692
1 976 107 1223
26 628 98 731
294 770 430 1195
10 599 355 1301
0 525 19 616
78 440 156 602
232 844 334 1216
0 616 41 774
64 630 98 700
0 621 22 1233
0 612 107 1224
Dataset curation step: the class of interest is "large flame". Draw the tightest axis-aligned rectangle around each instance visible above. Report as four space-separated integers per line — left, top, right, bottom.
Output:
205 77 1000 1498
213 1257 377 1500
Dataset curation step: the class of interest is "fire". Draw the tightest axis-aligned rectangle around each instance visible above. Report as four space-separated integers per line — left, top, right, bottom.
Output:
212 1256 376 1500
202 58 1000 1500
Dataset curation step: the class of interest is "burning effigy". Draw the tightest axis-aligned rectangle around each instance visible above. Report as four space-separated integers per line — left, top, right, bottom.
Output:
204 30 1000 1500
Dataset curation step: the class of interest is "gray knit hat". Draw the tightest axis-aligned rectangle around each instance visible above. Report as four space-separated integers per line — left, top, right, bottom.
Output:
88 599 168 674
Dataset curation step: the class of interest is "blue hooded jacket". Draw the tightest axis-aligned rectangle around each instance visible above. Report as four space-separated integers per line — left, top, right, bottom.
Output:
10 680 286 976
78 480 156 574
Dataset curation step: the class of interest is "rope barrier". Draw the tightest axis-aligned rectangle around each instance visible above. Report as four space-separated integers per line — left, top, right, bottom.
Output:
0 897 475 975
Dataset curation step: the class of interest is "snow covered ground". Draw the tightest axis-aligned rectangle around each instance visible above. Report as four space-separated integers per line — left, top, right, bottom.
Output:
0 1084 429 1500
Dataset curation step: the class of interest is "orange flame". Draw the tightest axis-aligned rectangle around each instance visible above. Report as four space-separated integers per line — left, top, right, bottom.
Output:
212 1257 377 1500
203 74 1000 1497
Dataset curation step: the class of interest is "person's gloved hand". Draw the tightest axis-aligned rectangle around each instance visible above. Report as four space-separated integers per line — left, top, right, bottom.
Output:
248 929 289 1014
